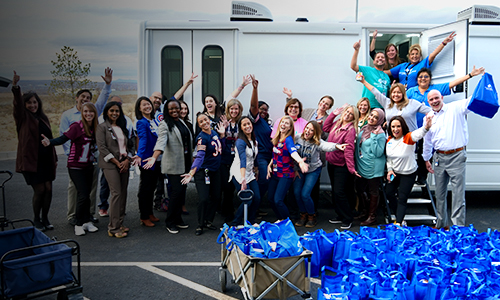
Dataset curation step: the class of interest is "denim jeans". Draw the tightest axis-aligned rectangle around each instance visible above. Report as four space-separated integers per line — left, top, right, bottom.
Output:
294 167 322 215
267 175 293 220
256 154 272 200
231 178 261 226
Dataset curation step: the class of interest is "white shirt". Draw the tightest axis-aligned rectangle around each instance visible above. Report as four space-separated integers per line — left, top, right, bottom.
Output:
422 98 471 161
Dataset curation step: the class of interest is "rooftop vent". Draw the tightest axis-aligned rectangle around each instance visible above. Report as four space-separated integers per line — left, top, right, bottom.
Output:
231 1 273 22
457 5 500 24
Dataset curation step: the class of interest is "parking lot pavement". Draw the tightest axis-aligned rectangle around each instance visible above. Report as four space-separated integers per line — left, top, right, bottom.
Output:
0 155 498 299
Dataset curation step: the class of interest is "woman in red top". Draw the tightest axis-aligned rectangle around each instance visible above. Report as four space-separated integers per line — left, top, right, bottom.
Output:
12 71 57 231
323 104 359 229
42 103 99 236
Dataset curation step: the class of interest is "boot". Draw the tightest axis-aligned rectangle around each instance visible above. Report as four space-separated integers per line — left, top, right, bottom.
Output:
360 194 379 226
354 192 369 220
294 212 307 227
305 214 317 228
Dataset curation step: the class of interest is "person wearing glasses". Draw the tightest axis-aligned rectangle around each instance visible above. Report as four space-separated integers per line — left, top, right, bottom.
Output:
406 66 485 185
271 95 308 137
384 32 456 89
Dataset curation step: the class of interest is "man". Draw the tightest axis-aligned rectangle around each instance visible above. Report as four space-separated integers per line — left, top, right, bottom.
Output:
149 73 198 211
60 68 113 225
423 89 470 229
350 39 390 109
97 95 135 217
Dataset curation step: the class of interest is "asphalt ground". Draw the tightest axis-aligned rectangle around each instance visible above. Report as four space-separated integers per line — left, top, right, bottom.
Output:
0 155 499 300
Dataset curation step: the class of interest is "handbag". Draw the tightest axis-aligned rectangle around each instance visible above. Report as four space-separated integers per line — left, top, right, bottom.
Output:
468 72 499 118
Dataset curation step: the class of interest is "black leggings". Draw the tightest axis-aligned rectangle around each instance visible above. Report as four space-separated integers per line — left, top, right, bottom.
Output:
31 181 53 222
386 171 417 224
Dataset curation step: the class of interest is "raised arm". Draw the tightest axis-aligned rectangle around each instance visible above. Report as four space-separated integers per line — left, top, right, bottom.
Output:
369 30 378 60
95 67 113 116
350 40 361 73
283 87 293 101
449 65 485 89
249 74 259 117
429 32 456 64
174 73 198 100
226 75 250 103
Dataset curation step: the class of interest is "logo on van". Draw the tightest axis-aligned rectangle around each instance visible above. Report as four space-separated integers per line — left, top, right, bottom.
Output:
485 84 494 92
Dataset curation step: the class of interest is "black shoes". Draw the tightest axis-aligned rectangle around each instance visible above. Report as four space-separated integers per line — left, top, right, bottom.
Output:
195 226 203 236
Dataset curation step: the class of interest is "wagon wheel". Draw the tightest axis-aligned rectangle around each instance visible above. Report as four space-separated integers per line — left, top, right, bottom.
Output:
219 267 227 292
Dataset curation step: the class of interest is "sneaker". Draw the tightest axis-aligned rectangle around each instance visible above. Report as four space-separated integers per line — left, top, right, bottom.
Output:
328 218 343 224
75 225 86 236
204 222 217 230
176 223 189 229
195 226 203 236
340 222 352 230
166 226 179 234
68 217 77 226
99 209 109 217
83 222 99 233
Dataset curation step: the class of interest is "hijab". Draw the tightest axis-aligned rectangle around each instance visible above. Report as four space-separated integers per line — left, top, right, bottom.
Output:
360 108 385 144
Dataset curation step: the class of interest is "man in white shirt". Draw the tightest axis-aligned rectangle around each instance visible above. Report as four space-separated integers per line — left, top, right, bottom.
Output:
423 90 469 229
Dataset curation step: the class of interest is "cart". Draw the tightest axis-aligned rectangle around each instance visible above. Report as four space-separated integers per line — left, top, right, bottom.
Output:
219 229 313 300
0 171 83 300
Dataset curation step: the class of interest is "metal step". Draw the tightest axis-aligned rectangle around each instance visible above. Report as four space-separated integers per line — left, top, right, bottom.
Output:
407 198 432 204
390 214 437 222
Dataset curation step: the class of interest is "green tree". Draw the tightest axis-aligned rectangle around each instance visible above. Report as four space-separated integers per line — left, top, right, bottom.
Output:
48 46 93 100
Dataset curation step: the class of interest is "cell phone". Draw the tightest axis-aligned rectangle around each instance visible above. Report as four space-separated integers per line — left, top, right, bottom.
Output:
390 174 394 181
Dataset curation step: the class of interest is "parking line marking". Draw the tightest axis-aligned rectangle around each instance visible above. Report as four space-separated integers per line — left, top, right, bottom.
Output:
137 264 238 300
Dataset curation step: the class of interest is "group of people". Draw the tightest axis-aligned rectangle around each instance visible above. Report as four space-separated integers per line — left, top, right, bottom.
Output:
12 30 486 237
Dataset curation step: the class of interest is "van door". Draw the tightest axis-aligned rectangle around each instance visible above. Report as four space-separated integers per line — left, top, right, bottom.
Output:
420 19 469 101
192 30 235 118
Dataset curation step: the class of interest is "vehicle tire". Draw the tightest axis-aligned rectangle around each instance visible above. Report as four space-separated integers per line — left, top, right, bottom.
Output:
219 267 227 292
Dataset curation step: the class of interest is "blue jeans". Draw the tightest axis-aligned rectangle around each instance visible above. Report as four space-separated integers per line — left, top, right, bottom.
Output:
267 175 293 220
294 167 322 215
256 154 271 200
231 178 261 226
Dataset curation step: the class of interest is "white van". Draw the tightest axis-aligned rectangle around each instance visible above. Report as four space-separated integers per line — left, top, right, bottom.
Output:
138 2 500 191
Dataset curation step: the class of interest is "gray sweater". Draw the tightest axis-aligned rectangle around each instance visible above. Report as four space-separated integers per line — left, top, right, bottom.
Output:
294 135 338 173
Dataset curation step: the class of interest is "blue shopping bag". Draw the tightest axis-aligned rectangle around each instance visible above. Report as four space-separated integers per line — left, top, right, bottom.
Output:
300 235 321 277
468 72 499 118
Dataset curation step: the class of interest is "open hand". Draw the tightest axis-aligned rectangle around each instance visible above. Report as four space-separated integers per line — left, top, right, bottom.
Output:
101 67 113 85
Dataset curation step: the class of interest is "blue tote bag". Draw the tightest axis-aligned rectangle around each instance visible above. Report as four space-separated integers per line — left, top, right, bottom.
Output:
468 72 499 118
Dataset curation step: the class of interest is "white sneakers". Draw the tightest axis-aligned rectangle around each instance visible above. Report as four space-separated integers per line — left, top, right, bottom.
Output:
75 222 99 236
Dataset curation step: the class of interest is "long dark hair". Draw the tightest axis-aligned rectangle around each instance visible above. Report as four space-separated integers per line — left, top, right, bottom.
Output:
202 94 222 119
179 99 190 123
237 116 256 148
387 116 410 138
103 101 128 137
135 96 155 120
163 98 181 132
22 91 46 119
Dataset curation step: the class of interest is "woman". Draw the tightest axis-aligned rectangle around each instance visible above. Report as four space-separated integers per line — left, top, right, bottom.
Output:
42 103 99 236
133 96 161 227
284 88 334 125
271 89 308 137
354 108 386 226
144 99 193 234
406 66 484 184
220 99 244 223
356 97 371 130
12 71 57 231
266 116 308 221
323 105 359 229
370 31 403 69
384 32 456 89
228 116 260 226
294 121 346 228
258 101 273 127
386 116 432 225
181 113 227 236
359 75 431 132
96 101 134 238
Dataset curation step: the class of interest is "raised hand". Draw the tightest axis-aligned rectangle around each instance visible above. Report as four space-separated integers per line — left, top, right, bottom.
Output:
353 39 361 51
41 134 50 147
241 75 251 87
101 67 113 85
188 73 198 84
471 65 485 77
424 113 434 131
250 74 258 89
12 71 19 86
283 87 293 98
443 32 456 45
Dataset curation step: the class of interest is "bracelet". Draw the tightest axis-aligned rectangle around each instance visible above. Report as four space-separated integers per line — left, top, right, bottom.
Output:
468 73 473 79
442 42 447 46
189 170 195 176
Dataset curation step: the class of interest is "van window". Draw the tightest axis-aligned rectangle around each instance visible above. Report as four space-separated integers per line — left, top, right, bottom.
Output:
202 46 223 102
161 46 183 99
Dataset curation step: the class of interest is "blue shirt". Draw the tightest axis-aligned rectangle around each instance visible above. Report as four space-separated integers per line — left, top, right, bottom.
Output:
193 130 223 172
248 110 273 159
390 56 431 89
359 65 390 109
407 82 451 127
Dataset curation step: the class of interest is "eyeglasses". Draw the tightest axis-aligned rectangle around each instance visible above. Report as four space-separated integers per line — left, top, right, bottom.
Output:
418 75 430 79
288 105 299 109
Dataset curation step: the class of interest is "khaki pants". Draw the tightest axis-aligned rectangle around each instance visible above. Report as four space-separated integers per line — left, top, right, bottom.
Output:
103 168 129 234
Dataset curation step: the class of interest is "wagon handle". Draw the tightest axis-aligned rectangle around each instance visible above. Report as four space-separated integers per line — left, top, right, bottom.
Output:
0 170 13 188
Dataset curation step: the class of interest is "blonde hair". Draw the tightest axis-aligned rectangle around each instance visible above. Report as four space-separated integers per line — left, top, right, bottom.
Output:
408 44 422 61
331 105 359 135
81 102 98 137
272 116 295 145
387 83 410 111
301 121 321 145
225 98 243 122
356 97 371 126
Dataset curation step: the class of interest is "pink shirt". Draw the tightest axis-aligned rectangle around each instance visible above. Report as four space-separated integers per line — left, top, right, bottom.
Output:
323 112 356 174
112 125 127 157
271 116 308 139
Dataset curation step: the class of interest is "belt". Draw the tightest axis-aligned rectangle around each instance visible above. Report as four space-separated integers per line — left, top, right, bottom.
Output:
436 147 464 155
